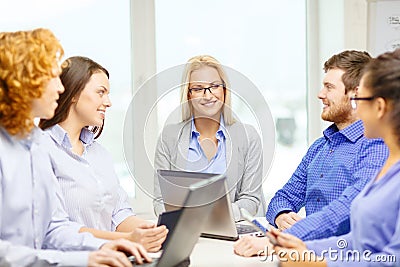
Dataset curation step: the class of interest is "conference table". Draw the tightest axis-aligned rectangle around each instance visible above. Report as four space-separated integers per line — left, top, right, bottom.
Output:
145 216 280 266
189 236 279 267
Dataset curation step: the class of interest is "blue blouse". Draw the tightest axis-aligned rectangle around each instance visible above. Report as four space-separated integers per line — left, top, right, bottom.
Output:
306 160 400 266
187 116 227 174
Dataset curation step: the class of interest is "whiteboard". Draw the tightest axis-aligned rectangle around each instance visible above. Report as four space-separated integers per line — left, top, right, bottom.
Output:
368 0 400 56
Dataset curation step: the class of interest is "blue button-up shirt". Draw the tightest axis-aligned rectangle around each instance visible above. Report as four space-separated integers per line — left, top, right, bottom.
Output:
306 160 400 266
266 120 388 240
186 116 227 174
0 127 105 266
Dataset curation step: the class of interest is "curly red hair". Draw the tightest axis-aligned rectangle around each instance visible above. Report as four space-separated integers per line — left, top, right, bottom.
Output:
0 28 64 137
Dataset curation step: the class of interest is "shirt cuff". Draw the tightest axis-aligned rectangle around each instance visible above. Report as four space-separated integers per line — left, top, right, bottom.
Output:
37 250 90 266
268 208 292 227
112 209 135 231
232 202 241 222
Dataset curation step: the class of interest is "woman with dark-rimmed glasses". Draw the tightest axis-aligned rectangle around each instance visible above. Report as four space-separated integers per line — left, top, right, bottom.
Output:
153 55 265 221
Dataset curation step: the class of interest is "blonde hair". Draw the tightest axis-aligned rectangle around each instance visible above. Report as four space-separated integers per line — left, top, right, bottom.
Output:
180 55 235 125
0 28 63 137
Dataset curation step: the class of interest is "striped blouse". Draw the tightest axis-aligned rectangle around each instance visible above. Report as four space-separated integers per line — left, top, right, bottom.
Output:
44 124 135 231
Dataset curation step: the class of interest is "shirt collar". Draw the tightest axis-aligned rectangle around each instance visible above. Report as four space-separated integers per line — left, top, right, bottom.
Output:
323 120 364 143
190 114 227 138
46 124 94 149
1 126 42 149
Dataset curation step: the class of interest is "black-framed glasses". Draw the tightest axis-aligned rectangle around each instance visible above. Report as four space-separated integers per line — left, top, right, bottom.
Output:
350 96 377 109
188 83 225 95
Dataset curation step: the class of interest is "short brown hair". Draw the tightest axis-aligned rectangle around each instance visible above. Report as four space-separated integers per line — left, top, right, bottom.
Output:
0 28 63 136
324 50 372 94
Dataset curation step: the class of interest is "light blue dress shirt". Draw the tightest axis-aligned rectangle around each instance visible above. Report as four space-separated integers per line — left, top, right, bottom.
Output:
0 127 105 266
186 116 227 174
267 120 388 240
45 125 134 231
306 160 400 266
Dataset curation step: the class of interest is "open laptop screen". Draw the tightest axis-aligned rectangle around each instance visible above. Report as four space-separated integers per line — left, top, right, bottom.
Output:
157 169 245 241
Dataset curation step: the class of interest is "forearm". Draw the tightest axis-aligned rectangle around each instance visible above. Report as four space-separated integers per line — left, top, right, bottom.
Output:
79 227 128 240
232 196 259 220
0 240 90 267
115 215 148 232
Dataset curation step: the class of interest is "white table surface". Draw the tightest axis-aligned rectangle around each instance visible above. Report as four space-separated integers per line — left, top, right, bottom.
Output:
189 236 279 267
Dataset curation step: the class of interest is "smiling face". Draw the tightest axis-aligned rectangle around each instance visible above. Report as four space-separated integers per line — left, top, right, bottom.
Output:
70 71 111 127
188 66 225 120
318 68 355 126
31 69 65 119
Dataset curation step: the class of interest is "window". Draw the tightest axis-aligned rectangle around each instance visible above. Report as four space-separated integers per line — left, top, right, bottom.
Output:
1 0 135 197
154 0 308 202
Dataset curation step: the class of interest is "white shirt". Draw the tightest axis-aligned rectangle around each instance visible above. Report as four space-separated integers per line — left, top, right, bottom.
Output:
0 127 105 266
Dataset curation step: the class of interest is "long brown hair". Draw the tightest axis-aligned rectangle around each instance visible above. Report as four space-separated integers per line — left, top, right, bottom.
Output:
362 48 400 144
39 56 109 139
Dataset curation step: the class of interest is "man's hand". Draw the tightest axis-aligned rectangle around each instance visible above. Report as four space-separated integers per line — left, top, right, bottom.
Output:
275 212 302 231
128 223 168 252
92 239 151 266
233 236 273 257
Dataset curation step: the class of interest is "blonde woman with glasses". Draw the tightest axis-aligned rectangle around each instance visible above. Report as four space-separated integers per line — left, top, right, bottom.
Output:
153 55 265 221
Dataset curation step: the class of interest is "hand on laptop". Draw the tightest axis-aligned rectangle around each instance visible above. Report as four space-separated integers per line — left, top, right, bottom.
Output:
233 235 273 257
128 222 168 252
275 212 302 231
90 239 151 266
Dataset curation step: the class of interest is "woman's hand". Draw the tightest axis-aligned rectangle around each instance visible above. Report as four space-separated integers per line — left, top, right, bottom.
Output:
127 222 168 252
89 239 151 266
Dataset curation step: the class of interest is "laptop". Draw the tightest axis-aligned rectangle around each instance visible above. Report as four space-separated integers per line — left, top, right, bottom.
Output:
132 174 227 266
157 169 258 241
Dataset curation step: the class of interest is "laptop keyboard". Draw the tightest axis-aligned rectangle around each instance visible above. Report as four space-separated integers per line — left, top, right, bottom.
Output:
236 223 258 234
130 257 158 267
130 257 190 267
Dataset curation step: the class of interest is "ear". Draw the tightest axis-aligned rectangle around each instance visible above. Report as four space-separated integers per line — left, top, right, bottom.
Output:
375 97 388 119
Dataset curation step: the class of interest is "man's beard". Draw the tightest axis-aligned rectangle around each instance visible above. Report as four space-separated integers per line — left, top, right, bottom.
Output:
321 97 353 124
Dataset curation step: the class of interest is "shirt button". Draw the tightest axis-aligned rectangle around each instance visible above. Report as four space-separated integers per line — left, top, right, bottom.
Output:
317 198 320 202
34 209 39 215
329 149 334 153
320 174 323 178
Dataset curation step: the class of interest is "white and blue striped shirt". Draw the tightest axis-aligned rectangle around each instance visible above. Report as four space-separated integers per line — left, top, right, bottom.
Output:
0 127 105 266
45 125 134 231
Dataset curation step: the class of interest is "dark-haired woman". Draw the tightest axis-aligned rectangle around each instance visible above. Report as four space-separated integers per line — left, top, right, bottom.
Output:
40 56 167 252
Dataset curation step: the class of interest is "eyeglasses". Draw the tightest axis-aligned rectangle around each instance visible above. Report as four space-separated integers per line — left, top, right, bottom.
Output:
188 83 225 95
350 96 376 109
